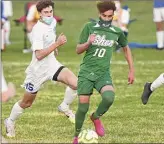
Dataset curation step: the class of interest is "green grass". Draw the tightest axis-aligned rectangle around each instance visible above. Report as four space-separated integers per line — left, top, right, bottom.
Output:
1 1 164 143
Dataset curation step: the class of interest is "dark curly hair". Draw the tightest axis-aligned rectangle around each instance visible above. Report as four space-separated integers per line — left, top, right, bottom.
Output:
36 0 54 12
97 0 116 13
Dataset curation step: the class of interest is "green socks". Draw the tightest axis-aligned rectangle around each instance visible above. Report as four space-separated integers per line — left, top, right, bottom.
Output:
93 91 115 119
75 103 89 136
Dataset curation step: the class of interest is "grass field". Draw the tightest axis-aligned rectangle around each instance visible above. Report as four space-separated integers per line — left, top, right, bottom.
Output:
1 0 164 143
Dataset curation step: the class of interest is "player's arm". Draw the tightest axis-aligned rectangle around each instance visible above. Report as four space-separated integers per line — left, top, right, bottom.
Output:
118 31 135 84
76 34 95 54
122 45 135 84
122 45 134 71
34 33 67 60
76 23 95 54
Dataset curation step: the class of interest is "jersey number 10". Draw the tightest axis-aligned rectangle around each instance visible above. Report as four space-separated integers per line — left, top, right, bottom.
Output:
93 48 106 58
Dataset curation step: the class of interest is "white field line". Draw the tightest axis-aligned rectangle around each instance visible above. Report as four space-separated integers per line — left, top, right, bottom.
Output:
2 60 164 66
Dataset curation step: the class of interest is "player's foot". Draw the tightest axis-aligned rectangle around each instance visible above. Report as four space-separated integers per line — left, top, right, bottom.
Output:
4 118 15 137
72 137 78 144
23 48 32 53
58 105 75 124
141 82 153 105
90 113 105 137
156 47 164 50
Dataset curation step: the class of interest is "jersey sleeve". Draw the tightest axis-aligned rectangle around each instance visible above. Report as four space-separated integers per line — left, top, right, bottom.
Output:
117 31 128 47
31 27 44 51
78 23 90 44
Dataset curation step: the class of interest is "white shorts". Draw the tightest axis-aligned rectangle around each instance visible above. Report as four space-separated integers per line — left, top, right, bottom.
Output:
22 61 64 93
153 8 164 22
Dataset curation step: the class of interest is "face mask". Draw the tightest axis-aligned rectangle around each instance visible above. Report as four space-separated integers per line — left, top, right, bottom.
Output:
42 16 53 25
99 17 112 28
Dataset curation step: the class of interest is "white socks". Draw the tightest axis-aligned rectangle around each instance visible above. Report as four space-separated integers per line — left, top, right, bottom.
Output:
60 86 77 109
8 102 24 122
156 31 164 48
150 73 164 91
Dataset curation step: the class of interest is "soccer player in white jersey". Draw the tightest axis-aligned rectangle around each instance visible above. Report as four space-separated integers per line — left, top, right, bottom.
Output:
141 73 164 105
4 0 77 137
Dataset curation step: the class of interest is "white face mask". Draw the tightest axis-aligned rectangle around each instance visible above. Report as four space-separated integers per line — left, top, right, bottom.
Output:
42 16 53 25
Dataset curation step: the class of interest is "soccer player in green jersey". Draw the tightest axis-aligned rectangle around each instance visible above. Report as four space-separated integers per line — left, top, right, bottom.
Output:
73 1 135 143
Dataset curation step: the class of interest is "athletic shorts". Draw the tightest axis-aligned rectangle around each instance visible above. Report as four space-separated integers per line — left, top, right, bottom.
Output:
77 72 113 95
153 7 164 22
22 61 64 93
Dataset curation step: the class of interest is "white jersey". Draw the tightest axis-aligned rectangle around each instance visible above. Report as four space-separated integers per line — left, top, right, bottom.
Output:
3 1 13 18
23 19 63 93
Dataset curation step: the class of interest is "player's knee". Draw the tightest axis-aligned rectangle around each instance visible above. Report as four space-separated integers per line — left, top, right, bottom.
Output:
102 91 115 106
70 84 77 90
20 101 33 108
78 103 89 114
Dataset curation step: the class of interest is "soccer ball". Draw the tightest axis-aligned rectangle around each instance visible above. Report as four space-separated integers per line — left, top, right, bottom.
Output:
78 129 98 143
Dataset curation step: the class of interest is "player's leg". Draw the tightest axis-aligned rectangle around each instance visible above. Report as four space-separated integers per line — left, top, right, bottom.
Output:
1 27 6 51
4 91 37 137
53 66 77 123
4 73 43 137
153 8 164 50
58 67 77 107
92 74 115 136
58 86 77 123
73 77 93 144
57 67 77 90
141 73 164 105
162 7 164 48
3 20 11 45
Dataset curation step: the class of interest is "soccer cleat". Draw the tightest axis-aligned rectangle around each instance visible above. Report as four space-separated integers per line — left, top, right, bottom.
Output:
4 118 15 138
90 113 105 137
156 47 164 50
141 82 153 105
58 105 75 124
72 137 78 144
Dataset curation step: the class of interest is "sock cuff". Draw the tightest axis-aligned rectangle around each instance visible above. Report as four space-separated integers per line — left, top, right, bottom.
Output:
15 102 24 111
102 90 115 96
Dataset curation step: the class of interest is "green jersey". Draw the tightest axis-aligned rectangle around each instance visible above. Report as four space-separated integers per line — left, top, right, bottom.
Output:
78 21 128 81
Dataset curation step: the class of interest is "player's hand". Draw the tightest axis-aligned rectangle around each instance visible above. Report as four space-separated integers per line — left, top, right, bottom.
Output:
56 33 67 46
88 34 96 44
128 69 135 84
